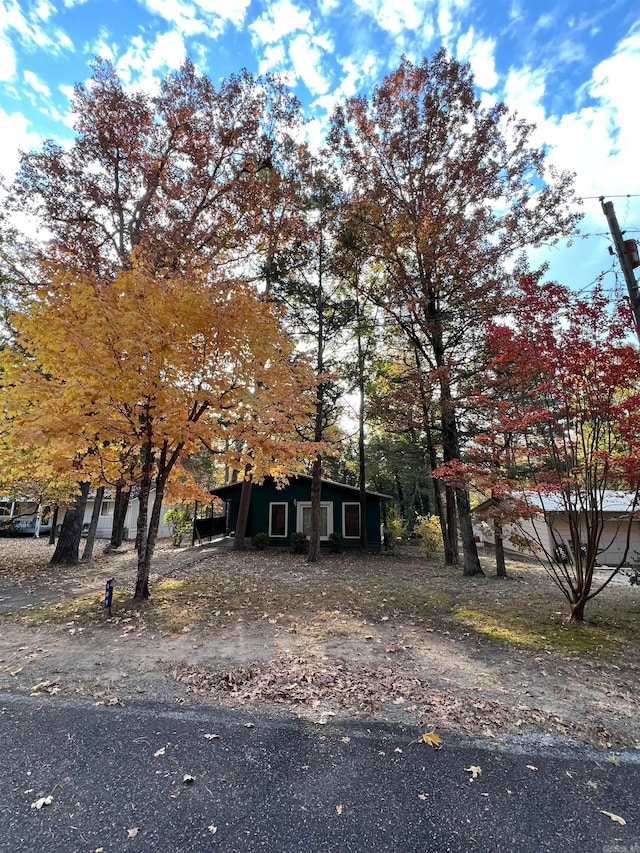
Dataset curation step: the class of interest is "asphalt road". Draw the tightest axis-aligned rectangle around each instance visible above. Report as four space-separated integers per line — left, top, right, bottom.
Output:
0 693 637 853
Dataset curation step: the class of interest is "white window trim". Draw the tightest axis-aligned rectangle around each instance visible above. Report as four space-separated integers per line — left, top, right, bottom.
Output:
268 502 288 538
342 502 361 539
296 501 333 540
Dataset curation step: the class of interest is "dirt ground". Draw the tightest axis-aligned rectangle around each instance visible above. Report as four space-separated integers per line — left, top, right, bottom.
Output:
0 537 638 751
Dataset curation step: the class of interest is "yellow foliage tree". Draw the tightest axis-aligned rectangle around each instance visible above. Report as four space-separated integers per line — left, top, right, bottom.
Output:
1 257 316 598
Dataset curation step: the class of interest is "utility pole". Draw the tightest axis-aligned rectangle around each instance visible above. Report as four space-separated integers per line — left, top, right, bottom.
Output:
601 197 640 344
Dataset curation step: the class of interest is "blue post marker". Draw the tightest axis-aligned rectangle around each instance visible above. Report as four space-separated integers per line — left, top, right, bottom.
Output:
104 578 114 616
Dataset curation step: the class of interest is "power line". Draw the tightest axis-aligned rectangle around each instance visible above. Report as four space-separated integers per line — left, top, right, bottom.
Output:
579 194 640 200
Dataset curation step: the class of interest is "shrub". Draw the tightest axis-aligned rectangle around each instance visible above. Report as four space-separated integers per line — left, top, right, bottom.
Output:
413 514 443 557
163 505 192 547
290 531 308 554
328 532 344 553
384 509 407 548
252 532 270 550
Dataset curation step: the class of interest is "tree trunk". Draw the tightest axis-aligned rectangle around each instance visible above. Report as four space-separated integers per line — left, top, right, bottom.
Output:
134 438 182 600
50 481 90 565
81 486 104 562
431 319 482 575
107 485 130 551
48 506 59 545
357 383 368 552
494 519 507 578
445 486 459 565
439 386 481 575
356 298 369 552
233 469 253 550
416 347 456 565
457 486 484 577
570 596 587 622
308 455 322 563
134 442 154 600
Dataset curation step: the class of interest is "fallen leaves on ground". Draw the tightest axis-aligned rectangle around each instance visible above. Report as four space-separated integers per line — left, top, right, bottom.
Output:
208 825 218 834
183 774 195 784
127 827 138 838
600 810 626 825
421 732 442 749
465 765 482 779
154 747 166 757
30 680 59 696
174 655 424 718
31 795 53 809
336 804 343 815
168 654 622 747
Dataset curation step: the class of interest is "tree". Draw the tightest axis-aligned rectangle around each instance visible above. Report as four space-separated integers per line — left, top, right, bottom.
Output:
329 50 581 576
1 259 315 598
5 59 305 569
268 165 351 562
477 274 640 621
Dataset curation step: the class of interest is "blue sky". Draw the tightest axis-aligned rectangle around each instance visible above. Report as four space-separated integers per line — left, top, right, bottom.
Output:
1 0 639 292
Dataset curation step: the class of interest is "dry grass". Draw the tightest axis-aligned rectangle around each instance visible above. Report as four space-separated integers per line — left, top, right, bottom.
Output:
5 541 639 664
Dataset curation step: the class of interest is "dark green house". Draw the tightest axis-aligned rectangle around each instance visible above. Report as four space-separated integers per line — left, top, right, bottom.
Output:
208 475 391 551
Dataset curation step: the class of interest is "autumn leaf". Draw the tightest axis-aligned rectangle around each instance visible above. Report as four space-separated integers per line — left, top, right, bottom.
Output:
204 734 220 740
600 810 626 825
127 828 139 838
31 795 53 810
154 747 166 757
10 667 22 677
526 765 538 771
336 804 343 815
208 825 218 834
418 794 427 801
183 774 195 784
465 765 482 779
421 732 442 749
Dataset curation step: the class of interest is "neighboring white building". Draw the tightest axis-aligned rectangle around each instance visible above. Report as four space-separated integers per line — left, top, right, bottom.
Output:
476 491 640 567
82 490 174 540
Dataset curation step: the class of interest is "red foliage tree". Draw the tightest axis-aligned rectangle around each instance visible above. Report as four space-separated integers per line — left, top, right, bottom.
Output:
473 272 640 620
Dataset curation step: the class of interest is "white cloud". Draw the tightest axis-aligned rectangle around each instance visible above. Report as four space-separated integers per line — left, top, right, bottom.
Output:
256 42 287 77
352 0 425 36
0 108 42 182
23 69 51 98
318 0 340 12
289 33 331 95
194 0 251 27
116 30 188 89
250 0 311 45
0 0 73 56
505 26 640 204
140 0 206 37
0 36 16 81
457 28 498 90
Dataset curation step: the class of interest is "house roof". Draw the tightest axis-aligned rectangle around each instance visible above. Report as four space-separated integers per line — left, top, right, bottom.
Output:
209 474 392 501
474 490 640 515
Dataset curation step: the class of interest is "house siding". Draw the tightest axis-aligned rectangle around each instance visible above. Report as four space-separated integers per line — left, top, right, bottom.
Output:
481 510 640 566
211 476 385 551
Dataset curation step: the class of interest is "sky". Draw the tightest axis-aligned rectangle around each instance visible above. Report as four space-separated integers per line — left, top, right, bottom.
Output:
1 0 639 294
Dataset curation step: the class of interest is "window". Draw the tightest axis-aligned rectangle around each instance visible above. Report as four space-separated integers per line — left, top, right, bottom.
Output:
269 502 288 537
343 503 361 538
100 501 114 516
296 502 333 539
